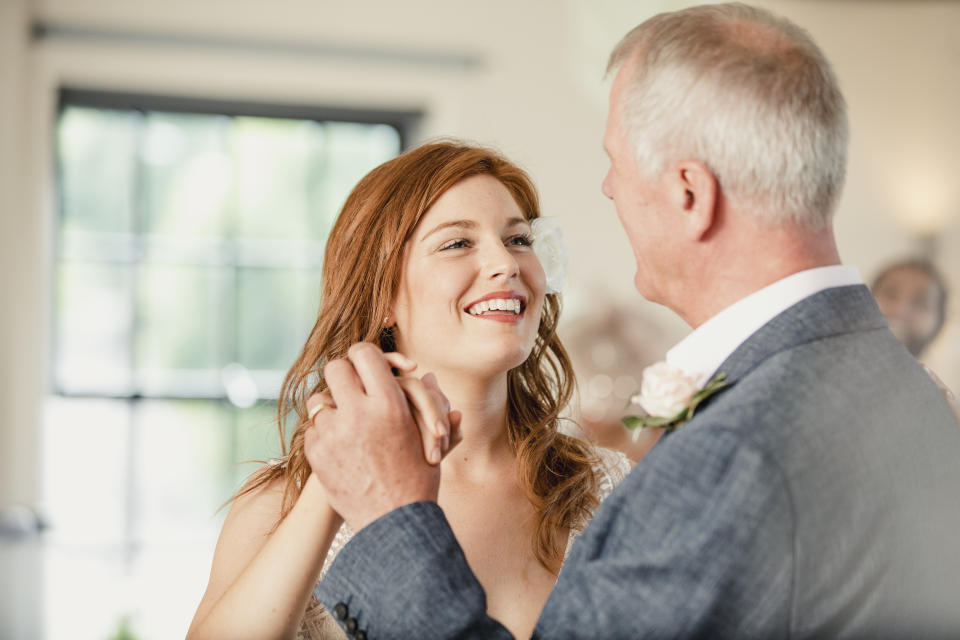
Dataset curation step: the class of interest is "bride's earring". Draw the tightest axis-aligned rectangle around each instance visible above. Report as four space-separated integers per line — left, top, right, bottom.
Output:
380 314 397 352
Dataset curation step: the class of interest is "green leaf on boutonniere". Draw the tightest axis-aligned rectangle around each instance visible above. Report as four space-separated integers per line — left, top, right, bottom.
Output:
622 414 677 430
622 373 730 434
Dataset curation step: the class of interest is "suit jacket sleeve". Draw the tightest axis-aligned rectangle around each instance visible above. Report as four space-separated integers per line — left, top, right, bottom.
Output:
314 501 514 639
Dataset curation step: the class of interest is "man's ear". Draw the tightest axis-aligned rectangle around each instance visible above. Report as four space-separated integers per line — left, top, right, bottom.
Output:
669 160 718 241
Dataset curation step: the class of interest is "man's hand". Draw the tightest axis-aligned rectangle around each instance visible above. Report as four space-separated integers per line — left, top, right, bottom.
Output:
303 343 461 531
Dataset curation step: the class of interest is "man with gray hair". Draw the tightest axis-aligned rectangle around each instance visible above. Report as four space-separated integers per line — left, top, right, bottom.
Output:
305 4 960 638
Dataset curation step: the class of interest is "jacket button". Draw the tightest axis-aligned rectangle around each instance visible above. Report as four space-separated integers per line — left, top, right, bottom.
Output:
333 603 348 621
355 631 367 640
346 617 359 634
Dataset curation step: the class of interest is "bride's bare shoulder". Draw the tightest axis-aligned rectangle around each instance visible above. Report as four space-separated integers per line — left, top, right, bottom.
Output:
189 464 287 633
227 465 287 525
214 463 290 566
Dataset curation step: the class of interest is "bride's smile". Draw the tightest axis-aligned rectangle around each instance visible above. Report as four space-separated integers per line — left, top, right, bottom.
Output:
464 290 527 321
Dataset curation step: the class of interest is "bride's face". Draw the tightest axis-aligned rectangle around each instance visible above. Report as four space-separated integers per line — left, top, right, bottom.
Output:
392 174 546 379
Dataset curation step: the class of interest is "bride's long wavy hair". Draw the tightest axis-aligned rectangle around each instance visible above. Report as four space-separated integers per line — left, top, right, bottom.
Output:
235 140 599 571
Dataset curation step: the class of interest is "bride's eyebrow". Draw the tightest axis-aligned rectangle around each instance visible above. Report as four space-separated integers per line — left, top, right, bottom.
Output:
422 220 477 242
420 217 527 242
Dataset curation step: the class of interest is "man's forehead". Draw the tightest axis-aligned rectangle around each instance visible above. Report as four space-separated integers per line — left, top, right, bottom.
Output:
604 71 628 142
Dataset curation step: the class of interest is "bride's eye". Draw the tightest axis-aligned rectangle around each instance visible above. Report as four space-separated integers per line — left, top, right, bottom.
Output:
439 238 470 251
507 233 533 247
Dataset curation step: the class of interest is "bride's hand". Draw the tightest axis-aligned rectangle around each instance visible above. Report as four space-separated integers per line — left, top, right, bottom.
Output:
306 353 462 466
922 364 960 425
396 372 463 465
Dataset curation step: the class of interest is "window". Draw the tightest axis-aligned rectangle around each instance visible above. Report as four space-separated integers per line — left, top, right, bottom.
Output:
45 90 411 639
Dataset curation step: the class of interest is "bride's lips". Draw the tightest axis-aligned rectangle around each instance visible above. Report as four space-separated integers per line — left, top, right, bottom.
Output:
464 290 528 324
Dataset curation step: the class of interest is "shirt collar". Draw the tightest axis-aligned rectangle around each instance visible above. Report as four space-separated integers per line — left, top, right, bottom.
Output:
665 265 863 383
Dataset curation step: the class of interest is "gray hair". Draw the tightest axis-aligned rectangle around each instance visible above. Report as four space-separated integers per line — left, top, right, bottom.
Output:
607 2 848 230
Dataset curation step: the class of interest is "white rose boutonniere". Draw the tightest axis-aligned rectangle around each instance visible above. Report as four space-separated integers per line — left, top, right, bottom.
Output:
623 362 729 437
531 217 567 294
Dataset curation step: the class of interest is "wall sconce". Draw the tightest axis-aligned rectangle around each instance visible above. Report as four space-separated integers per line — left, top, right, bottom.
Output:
888 168 957 258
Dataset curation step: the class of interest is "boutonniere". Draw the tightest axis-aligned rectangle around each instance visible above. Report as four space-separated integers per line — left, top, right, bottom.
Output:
622 362 730 437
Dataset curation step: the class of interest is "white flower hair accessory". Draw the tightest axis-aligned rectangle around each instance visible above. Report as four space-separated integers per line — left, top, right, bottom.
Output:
531 217 568 294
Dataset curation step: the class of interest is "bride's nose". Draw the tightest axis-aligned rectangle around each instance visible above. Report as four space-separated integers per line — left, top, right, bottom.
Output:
480 241 520 282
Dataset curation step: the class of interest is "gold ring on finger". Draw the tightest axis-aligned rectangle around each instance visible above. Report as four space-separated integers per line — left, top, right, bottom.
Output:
308 403 326 421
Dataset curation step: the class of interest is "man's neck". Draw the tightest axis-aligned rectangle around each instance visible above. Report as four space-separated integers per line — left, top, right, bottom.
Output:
677 227 842 328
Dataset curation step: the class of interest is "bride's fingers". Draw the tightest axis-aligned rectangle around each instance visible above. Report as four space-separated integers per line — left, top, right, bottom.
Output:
396 376 451 465
420 373 462 459
420 372 452 447
447 410 463 451
383 351 417 374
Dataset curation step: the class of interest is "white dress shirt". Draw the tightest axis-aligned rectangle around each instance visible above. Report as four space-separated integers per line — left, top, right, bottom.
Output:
666 265 863 383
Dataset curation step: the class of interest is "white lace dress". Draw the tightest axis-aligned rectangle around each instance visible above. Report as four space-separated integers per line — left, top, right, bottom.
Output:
296 446 632 640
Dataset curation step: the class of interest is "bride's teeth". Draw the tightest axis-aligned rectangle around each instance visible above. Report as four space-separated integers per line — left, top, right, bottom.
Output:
467 298 523 315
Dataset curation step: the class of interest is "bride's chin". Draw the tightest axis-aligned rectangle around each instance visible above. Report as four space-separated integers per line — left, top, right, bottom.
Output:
446 348 532 379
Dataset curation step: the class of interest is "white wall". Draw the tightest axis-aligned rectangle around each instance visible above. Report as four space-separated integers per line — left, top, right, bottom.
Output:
2 0 959 508
1 0 44 509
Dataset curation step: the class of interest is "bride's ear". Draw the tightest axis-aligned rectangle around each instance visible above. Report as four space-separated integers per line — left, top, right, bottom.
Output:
669 160 718 241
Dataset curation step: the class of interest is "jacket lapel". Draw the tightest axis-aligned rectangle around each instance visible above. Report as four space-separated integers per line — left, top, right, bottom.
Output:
712 284 889 385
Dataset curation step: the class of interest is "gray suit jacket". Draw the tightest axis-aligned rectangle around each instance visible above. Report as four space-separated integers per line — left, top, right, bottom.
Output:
315 285 960 639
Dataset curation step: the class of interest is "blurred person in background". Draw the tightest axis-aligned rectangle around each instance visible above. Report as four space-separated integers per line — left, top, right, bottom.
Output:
871 258 959 419
871 258 947 358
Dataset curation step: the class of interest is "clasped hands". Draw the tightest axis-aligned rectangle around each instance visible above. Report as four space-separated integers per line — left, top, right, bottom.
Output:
303 342 462 531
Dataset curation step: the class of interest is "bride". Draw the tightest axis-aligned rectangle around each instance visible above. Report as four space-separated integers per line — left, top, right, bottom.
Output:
186 141 631 640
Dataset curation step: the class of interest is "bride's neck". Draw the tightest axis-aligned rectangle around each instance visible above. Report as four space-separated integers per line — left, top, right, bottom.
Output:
428 368 514 472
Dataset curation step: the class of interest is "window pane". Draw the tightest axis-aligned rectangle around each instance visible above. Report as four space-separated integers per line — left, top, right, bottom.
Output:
134 400 230 542
136 265 228 395
318 122 401 224
140 112 233 239
44 516 218 640
43 397 131 544
234 117 328 241
231 401 285 490
55 262 133 394
44 545 148 640
49 97 409 640
58 106 138 234
237 267 320 372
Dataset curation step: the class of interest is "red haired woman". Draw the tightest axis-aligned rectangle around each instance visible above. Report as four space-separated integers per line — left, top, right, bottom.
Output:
187 141 629 640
